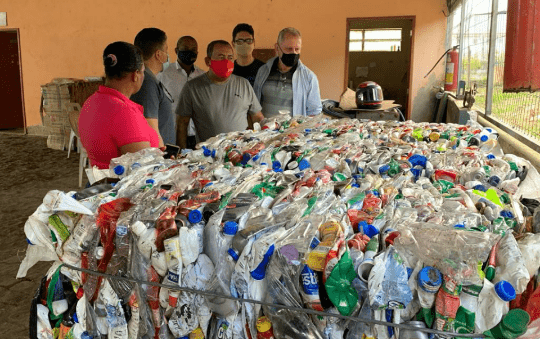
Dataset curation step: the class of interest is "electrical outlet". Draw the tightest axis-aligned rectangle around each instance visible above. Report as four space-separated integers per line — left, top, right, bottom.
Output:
0 12 6 26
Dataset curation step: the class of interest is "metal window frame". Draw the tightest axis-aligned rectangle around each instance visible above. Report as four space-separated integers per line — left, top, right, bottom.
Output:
349 28 403 52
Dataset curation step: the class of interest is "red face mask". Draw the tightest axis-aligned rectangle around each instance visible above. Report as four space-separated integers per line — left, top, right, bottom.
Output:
210 59 234 78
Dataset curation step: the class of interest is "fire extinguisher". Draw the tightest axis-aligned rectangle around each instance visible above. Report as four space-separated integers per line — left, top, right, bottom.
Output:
445 46 459 91
424 45 460 91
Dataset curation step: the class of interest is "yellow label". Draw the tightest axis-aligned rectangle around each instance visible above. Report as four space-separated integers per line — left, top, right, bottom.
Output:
445 73 454 83
306 248 329 271
49 214 71 242
256 316 272 332
189 327 204 339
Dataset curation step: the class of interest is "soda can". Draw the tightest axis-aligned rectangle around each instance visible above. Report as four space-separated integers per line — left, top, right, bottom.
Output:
256 316 275 339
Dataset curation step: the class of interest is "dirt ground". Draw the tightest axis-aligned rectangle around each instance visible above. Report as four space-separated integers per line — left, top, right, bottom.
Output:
0 132 80 339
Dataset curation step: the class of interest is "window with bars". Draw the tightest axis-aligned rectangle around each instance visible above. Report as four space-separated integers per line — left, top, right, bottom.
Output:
349 29 402 52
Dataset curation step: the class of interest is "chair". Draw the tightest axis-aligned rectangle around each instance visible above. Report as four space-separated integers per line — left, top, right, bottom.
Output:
65 103 88 187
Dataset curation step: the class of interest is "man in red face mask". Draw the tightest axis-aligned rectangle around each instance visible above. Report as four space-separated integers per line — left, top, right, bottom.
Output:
176 40 264 148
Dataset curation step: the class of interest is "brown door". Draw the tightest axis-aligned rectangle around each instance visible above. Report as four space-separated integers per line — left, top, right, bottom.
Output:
346 17 414 119
0 29 25 130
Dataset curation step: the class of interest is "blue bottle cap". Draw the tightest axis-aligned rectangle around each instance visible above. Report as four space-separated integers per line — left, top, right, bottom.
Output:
379 164 390 174
242 153 251 165
205 182 214 187
304 128 312 133
81 332 93 339
250 244 275 280
179 337 189 339
26 238 34 245
203 146 212 157
223 221 238 235
274 168 283 173
227 248 239 261
362 223 379 238
188 209 202 224
110 182 116 187
73 311 79 323
272 160 281 170
480 135 489 142
418 266 443 293
473 184 487 192
145 179 155 184
494 280 516 302
454 224 465 229
298 159 311 171
487 154 496 159
488 175 501 187
211 149 216 158
486 128 493 133
261 162 268 166
131 162 141 169
345 158 352 164
351 183 360 188
408 154 427 168
113 165 125 176
252 153 260 162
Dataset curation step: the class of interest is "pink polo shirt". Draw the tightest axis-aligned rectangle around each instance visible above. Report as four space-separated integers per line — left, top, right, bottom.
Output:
79 86 159 169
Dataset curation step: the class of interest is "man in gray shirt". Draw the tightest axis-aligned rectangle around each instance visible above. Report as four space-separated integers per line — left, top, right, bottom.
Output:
131 28 175 146
176 40 264 148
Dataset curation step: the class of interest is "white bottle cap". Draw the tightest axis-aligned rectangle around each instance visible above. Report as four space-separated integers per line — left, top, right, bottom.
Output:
131 221 147 236
95 247 105 260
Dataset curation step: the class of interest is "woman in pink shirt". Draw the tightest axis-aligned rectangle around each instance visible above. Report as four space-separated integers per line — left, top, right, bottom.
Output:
79 41 160 169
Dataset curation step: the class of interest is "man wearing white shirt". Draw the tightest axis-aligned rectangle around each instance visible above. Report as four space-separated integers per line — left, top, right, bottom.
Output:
158 36 204 149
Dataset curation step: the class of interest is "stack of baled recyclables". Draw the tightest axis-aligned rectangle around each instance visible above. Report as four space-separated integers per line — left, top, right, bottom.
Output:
18 114 540 339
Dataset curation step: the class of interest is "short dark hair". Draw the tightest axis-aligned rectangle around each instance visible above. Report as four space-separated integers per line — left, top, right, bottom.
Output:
206 40 232 58
177 36 196 49
232 23 254 41
134 28 167 61
103 41 143 80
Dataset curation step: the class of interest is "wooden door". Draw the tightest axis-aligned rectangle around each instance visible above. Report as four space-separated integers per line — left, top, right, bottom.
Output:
0 29 25 130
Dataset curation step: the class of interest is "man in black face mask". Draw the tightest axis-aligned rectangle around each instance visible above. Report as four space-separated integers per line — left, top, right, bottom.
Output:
158 36 204 149
253 27 322 118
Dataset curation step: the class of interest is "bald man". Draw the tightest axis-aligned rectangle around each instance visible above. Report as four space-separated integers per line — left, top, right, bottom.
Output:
158 36 204 149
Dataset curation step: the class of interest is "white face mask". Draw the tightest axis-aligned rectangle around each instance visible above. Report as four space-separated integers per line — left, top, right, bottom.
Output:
235 43 253 57
161 53 170 72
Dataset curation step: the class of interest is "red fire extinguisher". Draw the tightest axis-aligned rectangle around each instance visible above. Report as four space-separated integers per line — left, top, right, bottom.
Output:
444 47 459 91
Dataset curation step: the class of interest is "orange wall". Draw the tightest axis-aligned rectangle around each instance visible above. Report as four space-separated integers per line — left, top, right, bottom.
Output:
2 0 447 127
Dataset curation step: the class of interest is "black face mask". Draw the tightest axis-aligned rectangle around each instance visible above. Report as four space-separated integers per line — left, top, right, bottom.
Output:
279 48 300 67
280 53 299 67
177 50 197 66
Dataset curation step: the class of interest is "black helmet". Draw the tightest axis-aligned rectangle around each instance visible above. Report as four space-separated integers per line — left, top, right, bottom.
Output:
356 81 383 109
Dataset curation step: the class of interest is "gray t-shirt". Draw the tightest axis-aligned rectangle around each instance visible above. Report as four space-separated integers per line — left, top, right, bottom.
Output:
176 73 262 142
131 69 175 145
260 60 295 118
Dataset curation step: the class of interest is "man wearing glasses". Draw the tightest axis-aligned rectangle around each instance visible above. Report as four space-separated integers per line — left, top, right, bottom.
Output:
232 23 265 87
131 28 175 147
253 27 322 118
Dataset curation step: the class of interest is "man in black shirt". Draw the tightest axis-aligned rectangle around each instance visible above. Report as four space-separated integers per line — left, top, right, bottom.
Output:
232 23 265 87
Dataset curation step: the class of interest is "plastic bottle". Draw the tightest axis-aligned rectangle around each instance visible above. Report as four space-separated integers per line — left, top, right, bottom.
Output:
131 221 158 260
417 266 443 310
476 279 516 332
163 236 182 307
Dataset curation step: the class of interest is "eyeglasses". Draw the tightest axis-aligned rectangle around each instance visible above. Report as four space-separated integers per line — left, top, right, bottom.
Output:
234 38 254 45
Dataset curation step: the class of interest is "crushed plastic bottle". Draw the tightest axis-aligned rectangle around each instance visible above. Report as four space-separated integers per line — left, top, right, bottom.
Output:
19 115 540 339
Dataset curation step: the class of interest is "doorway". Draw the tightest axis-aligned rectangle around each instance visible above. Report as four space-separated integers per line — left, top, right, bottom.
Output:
346 17 414 118
0 29 26 131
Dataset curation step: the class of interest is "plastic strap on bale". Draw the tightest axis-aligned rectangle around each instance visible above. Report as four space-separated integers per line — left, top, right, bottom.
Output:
62 262 486 338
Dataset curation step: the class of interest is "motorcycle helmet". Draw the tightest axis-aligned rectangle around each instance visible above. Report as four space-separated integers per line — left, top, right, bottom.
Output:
356 81 383 109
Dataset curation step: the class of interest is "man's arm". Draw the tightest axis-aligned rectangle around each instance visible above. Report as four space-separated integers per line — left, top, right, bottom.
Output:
146 118 165 147
305 72 323 116
176 115 190 149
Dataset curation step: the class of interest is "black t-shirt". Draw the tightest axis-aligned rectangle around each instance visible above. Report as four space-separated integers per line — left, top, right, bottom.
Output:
233 59 265 87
